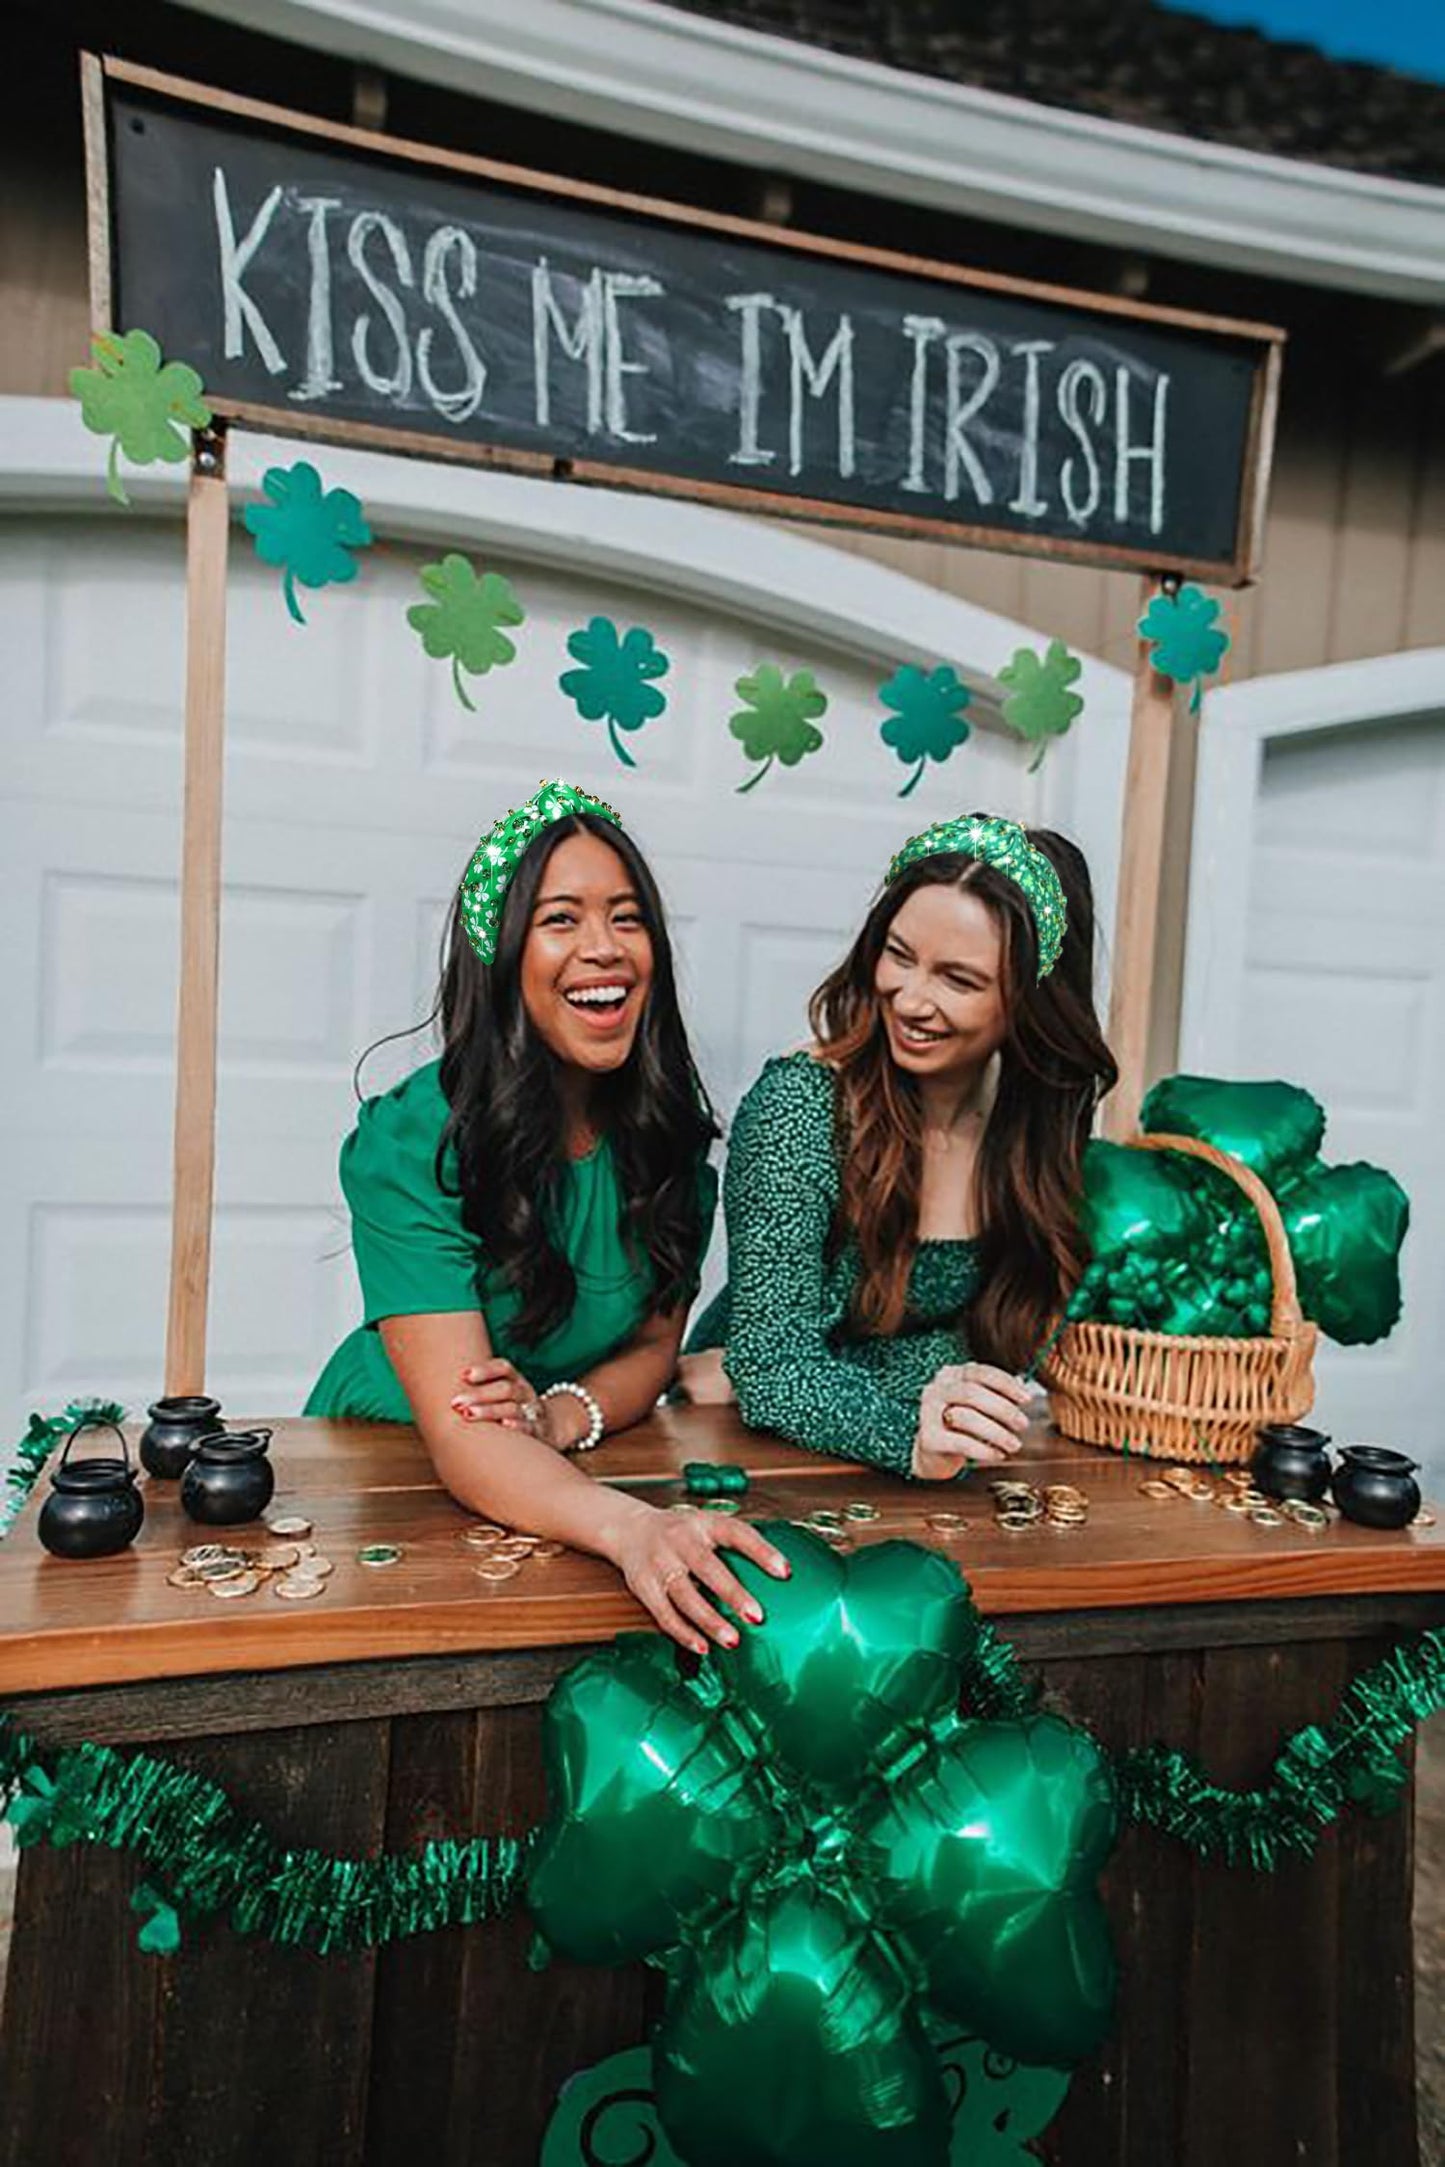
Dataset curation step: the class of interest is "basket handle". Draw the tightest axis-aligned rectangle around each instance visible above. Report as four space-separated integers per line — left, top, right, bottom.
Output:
1129 1131 1305 1339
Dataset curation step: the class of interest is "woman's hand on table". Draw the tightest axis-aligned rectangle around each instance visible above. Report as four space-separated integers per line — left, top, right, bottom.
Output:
602 1501 791 1655
911 1361 1032 1480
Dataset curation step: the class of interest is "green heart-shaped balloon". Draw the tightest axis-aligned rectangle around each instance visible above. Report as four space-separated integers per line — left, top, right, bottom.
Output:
857 1714 1117 2067
528 1634 781 1965
654 1875 951 2167
724 1525 979 1798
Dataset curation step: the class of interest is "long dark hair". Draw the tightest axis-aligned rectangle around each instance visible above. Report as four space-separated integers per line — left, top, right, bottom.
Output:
808 823 1116 1370
427 813 718 1346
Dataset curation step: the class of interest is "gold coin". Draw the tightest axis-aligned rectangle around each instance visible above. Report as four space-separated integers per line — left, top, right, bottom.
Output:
1138 1480 1174 1499
209 1571 261 1598
460 1527 503 1550
167 1566 204 1588
531 1540 566 1560
1223 1495 1253 1514
816 1527 852 1549
925 1511 965 1532
298 1554 334 1578
255 1543 300 1570
466 1522 509 1539
1186 1484 1216 1502
180 1544 231 1567
1285 1503 1328 1530
996 1512 1037 1530
1415 1509 1437 1529
1225 1471 1253 1489
1240 1491 1271 1508
806 1509 845 1529
195 1557 246 1580
1045 1484 1085 1500
490 1539 536 1562
1249 1507 1284 1528
844 1502 881 1522
474 1557 522 1582
274 1573 324 1600
266 1513 313 1539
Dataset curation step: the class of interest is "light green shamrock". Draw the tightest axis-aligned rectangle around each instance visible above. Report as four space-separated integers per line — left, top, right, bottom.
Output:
729 665 827 794
997 640 1085 772
878 663 972 797
242 461 373 625
559 617 670 767
406 555 526 711
68 329 211 506
1137 584 1231 713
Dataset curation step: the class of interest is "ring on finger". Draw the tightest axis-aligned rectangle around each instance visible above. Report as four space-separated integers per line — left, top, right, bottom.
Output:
520 1399 541 1426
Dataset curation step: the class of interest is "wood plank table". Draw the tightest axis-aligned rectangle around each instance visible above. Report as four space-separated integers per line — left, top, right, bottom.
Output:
2 1409 1442 2167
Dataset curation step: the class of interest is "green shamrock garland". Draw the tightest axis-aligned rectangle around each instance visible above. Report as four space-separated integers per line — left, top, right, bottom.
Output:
242 461 373 624
407 554 526 711
729 665 827 793
69 329 211 506
877 664 972 797
1138 584 1230 713
558 617 670 766
997 640 1084 772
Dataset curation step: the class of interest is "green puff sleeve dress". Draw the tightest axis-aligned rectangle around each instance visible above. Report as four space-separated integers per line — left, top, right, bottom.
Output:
305 1060 718 1423
689 1052 980 1475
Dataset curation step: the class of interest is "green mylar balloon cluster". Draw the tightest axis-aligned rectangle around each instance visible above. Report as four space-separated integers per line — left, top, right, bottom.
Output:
1069 1075 1409 1345
527 1524 1117 2167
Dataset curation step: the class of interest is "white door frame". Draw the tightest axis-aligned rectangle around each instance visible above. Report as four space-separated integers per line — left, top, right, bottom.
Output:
1180 646 1445 1072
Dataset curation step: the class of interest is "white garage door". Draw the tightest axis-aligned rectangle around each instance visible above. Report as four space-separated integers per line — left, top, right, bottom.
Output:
1184 662 1445 1490
1 428 1116 1431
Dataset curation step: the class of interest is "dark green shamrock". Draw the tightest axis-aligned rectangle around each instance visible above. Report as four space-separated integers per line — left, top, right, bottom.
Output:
559 616 670 767
6 1762 98 1849
69 329 211 506
997 640 1085 772
1138 584 1230 713
131 1881 182 1957
729 665 827 793
878 663 972 797
242 461 373 625
406 555 526 711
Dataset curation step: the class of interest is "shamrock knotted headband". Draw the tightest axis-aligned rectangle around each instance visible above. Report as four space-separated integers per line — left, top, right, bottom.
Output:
460 779 623 965
886 812 1067 980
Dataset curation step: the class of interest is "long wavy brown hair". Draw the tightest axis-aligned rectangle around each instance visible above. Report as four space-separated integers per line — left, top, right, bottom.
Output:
807 825 1116 1371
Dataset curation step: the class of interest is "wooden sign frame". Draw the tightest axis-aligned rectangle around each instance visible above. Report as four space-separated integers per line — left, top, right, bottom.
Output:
75 51 1285 1392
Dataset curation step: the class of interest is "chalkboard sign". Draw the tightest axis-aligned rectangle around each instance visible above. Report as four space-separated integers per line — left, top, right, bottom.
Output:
86 59 1283 583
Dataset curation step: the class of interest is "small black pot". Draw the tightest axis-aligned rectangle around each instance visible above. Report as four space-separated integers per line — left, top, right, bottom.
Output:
139 1394 224 1480
1251 1423 1333 1505
38 1422 145 1559
1330 1446 1421 1531
179 1428 276 1526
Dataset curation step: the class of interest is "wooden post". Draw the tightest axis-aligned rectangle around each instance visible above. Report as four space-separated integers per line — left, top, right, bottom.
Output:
164 426 229 1395
1104 577 1179 1141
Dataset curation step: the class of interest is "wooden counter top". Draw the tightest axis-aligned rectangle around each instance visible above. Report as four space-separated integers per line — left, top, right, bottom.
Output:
2 1409 1442 1692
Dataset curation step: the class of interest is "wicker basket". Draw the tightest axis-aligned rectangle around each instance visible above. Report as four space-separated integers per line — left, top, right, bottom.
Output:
1042 1131 1317 1465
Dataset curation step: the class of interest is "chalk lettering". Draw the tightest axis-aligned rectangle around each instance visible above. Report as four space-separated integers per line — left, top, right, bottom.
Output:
601 271 662 444
726 293 777 467
347 213 414 400
290 195 342 403
1008 340 1053 518
212 168 286 375
945 333 999 505
417 226 485 424
532 259 603 433
778 307 855 479
1115 368 1169 533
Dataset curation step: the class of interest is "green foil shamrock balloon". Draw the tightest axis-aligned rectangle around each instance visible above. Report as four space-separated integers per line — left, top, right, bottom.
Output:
527 1525 1117 2167
1140 1075 1324 1189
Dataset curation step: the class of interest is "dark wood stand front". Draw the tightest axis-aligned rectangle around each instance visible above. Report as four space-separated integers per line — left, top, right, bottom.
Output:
2 1414 1441 2166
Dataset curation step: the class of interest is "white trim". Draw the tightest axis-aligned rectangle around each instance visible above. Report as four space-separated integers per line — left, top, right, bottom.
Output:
1180 648 1445 1071
182 0 1445 303
0 393 1133 929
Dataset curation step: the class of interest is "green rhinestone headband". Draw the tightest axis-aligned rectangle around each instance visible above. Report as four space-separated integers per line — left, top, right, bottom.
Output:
460 779 624 965
885 813 1067 980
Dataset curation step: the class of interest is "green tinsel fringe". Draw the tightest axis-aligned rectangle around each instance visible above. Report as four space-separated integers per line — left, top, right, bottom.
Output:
2 1401 128 1539
1114 1625 1445 1869
0 1721 537 1954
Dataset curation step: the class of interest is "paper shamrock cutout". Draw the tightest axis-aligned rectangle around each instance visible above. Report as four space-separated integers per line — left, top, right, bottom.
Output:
407 555 525 711
69 329 211 506
540 2032 1072 2166
730 665 827 793
242 461 372 624
878 663 972 797
131 1881 182 1957
997 640 1084 772
1138 584 1230 713
559 617 670 766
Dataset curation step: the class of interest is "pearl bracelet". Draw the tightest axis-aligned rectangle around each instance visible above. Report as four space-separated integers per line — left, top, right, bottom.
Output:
541 1380 605 1453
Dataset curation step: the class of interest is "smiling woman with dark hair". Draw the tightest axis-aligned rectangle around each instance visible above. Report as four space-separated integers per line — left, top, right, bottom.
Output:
305 780 789 1648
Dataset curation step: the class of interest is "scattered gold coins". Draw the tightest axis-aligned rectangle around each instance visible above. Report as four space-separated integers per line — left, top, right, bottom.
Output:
985 1479 1088 1532
1138 1467 1342 1537
168 1531 343 1603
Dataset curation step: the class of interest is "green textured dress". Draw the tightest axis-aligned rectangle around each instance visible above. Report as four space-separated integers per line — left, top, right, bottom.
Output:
305 1060 718 1423
688 1052 980 1474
